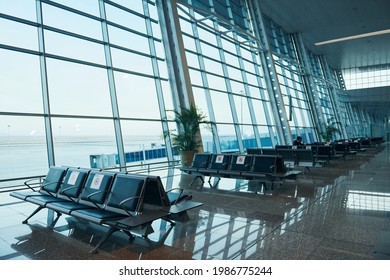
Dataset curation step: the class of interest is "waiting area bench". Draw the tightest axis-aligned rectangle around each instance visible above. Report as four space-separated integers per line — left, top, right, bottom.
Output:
10 166 202 253
248 146 328 171
180 153 302 190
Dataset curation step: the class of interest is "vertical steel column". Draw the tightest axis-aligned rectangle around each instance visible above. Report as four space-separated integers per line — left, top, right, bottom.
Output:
247 0 291 145
279 33 312 142
157 0 205 152
336 68 356 137
319 55 347 138
98 0 126 169
156 0 195 109
143 0 174 161
36 0 55 167
293 33 325 140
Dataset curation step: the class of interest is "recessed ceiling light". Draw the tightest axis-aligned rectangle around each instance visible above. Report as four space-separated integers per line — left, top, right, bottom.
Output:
315 29 390 46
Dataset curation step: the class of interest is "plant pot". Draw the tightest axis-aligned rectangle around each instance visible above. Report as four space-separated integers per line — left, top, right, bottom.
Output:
180 150 196 167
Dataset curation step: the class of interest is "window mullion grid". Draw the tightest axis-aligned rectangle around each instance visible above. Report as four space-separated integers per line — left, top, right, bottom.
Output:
36 0 55 167
98 0 126 169
189 7 221 153
143 0 174 162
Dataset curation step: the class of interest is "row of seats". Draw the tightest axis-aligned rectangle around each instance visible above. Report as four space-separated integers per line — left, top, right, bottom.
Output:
247 146 330 168
180 153 302 190
10 166 202 253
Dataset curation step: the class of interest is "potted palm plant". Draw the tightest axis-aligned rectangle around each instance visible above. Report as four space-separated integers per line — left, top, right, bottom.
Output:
166 105 210 166
320 117 341 142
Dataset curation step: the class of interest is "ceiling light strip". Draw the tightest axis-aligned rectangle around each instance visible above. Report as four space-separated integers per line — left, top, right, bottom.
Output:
315 29 390 46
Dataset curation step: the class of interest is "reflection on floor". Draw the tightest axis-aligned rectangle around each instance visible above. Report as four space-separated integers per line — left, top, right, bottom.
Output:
1 143 390 260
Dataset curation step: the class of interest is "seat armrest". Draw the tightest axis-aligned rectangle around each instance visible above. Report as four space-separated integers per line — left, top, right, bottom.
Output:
166 188 184 204
119 196 141 216
24 177 45 191
39 181 61 197
60 185 79 201
86 190 108 208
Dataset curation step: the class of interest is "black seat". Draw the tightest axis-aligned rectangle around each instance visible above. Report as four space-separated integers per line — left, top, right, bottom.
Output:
207 154 231 174
277 148 296 167
10 166 68 201
70 173 171 253
219 154 253 178
295 149 326 167
21 167 90 224
142 175 203 221
203 154 232 187
70 173 147 225
246 148 262 155
260 148 277 155
180 153 211 173
179 153 212 186
45 170 116 216
244 155 277 176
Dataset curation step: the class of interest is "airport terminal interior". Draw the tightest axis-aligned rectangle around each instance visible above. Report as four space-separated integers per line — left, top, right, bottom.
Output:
1 0 390 260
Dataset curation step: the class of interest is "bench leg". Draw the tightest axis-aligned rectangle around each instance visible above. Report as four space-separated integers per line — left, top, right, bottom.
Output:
189 176 204 187
169 211 190 222
22 205 44 224
90 227 119 254
162 217 176 226
48 211 62 228
208 176 221 188
123 230 135 240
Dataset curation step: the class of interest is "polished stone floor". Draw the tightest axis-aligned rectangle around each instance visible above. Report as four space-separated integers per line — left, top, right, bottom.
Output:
1 143 390 260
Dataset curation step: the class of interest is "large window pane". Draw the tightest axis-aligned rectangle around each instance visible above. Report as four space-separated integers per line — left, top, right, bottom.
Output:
0 0 36 21
46 59 113 117
42 3 102 40
121 120 168 165
111 48 153 75
52 118 117 168
0 116 48 180
50 0 100 16
218 124 238 152
0 18 38 50
108 25 150 53
0 49 43 113
44 30 106 64
105 3 146 33
114 72 161 119
211 91 233 123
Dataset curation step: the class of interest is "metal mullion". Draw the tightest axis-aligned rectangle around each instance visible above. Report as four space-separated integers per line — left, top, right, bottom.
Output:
98 0 126 170
0 13 39 27
233 33 261 148
105 20 158 42
270 26 299 135
319 56 347 138
189 7 221 153
110 43 165 62
293 33 325 141
246 41 276 147
43 25 105 45
36 0 55 167
278 33 312 141
177 1 265 52
213 20 244 152
0 44 41 55
216 0 244 152
41 0 102 21
104 0 158 24
247 0 291 145
143 0 174 162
